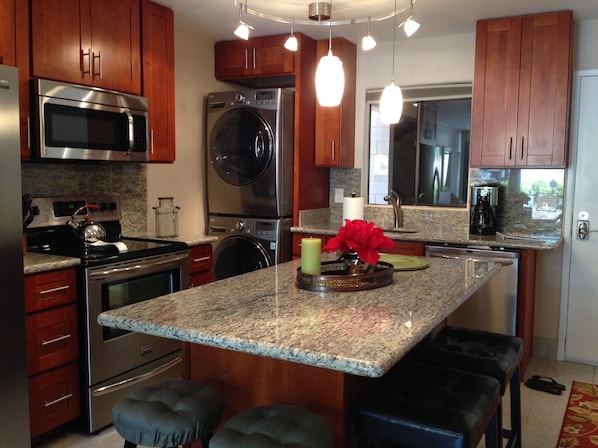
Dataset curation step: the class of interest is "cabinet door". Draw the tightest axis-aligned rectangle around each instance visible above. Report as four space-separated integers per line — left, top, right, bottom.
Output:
0 0 16 66
89 0 141 94
252 34 294 76
142 0 175 162
31 0 85 84
516 11 572 167
314 38 356 167
470 17 522 167
25 269 77 313
215 40 251 79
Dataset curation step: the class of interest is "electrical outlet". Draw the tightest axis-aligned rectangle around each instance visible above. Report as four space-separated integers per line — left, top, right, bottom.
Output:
334 188 344 203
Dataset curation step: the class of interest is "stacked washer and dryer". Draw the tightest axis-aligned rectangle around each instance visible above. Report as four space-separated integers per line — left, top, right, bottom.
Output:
206 88 295 280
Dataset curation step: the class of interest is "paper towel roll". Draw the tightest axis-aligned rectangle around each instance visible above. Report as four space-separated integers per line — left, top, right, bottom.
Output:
343 197 365 222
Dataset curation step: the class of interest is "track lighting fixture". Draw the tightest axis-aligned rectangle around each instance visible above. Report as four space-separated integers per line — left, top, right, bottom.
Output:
361 17 377 51
284 19 298 51
233 2 253 40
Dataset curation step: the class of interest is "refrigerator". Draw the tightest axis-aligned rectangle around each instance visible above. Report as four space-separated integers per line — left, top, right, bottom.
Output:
0 64 31 445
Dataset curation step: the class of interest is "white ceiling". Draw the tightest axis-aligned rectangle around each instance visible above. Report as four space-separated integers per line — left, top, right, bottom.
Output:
152 0 598 44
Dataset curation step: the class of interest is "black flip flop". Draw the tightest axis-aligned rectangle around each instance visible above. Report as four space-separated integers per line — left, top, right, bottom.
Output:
524 375 565 395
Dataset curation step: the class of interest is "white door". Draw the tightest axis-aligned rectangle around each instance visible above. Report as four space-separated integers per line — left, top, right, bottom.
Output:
561 70 598 364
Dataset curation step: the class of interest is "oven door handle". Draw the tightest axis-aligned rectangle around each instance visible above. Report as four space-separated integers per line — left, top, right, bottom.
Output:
91 354 183 397
88 254 189 280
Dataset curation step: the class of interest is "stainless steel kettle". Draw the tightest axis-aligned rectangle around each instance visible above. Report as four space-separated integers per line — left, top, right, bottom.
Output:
67 204 106 243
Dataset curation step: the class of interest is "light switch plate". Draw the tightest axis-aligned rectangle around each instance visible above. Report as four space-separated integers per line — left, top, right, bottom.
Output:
334 188 344 203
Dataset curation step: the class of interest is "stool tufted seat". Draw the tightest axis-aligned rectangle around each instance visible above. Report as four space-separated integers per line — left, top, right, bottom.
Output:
209 405 334 448
356 361 501 448
112 380 223 448
413 326 524 448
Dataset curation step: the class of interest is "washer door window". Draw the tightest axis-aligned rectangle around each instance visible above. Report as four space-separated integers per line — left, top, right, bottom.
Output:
213 236 272 280
210 108 274 186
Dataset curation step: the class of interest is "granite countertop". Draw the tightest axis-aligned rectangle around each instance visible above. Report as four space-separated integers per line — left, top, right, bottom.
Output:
24 252 80 275
98 255 501 378
291 224 562 251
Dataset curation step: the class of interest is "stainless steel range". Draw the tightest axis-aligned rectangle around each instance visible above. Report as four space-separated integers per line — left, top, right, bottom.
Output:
26 195 189 434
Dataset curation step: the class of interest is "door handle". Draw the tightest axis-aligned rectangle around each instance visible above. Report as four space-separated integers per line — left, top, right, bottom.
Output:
577 220 590 240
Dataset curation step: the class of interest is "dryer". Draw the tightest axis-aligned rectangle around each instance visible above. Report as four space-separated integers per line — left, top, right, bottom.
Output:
206 88 294 218
208 215 292 281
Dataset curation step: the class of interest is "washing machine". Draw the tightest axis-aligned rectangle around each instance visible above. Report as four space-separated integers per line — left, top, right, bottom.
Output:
208 215 292 281
206 88 295 218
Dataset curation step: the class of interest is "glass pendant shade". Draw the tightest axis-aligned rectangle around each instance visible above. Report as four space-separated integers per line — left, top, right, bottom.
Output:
284 34 298 51
315 50 345 107
234 22 250 40
380 82 403 124
403 18 420 37
361 34 376 51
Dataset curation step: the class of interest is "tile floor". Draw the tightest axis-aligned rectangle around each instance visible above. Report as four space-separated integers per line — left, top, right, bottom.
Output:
37 356 598 448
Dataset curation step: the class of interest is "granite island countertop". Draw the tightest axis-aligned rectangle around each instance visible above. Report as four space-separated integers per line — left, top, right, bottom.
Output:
292 223 562 251
24 252 80 275
98 255 500 378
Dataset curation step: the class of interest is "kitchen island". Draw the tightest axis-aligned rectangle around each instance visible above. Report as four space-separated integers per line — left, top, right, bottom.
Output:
98 255 500 447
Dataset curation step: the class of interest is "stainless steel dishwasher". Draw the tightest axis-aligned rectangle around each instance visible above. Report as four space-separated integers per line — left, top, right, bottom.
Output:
425 244 520 335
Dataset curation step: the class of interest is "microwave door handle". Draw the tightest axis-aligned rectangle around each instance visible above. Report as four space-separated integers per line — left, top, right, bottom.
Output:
124 109 134 154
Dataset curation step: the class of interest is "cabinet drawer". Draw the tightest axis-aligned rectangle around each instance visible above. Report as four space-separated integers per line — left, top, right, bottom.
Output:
190 271 213 288
386 241 425 256
28 362 80 437
27 304 78 376
189 245 212 274
25 269 77 313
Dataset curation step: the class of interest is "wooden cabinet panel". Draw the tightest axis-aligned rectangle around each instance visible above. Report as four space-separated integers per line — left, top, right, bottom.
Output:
470 11 572 168
28 362 80 437
314 38 356 168
0 0 16 65
386 241 425 256
24 268 77 313
142 0 175 162
27 304 78 376
31 0 141 94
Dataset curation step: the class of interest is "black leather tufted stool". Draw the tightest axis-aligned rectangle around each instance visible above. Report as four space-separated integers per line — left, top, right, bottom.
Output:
413 326 524 448
209 405 334 448
356 361 501 448
112 380 223 448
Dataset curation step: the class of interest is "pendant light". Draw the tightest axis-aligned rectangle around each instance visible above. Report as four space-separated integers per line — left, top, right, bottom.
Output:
284 19 298 51
403 0 420 37
380 0 403 124
361 17 377 51
315 5 344 107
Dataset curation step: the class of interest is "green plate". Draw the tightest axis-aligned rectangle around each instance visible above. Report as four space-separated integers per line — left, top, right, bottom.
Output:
378 254 430 271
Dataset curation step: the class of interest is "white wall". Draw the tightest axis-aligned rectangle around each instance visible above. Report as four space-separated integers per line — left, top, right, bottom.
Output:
146 15 230 236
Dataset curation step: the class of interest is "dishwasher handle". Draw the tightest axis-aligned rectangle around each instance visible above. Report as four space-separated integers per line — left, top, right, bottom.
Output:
427 252 514 267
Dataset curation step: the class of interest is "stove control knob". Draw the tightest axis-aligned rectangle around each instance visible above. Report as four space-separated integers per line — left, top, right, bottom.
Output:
235 221 245 231
98 202 108 211
108 202 117 211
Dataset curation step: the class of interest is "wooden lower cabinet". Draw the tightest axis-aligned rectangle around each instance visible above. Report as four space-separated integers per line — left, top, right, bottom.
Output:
189 345 381 448
28 362 80 437
25 268 80 437
188 244 213 287
386 241 425 256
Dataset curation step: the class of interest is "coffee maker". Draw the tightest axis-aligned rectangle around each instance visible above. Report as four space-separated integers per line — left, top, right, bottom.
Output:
470 186 498 235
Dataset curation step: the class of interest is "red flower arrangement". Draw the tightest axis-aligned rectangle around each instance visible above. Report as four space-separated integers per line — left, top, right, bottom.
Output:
323 219 394 265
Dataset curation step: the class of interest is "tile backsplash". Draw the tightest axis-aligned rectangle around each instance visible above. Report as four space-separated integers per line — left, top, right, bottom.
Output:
21 162 148 234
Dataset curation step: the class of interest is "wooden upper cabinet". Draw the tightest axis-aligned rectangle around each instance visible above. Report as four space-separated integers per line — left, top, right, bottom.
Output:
470 11 572 168
215 34 295 80
314 38 356 168
31 0 141 94
0 0 16 65
141 0 175 162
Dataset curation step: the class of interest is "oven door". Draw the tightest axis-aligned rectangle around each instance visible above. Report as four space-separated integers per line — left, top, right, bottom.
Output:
83 250 189 387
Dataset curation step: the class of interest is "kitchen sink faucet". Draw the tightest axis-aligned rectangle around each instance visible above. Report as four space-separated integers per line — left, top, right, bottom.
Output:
384 190 404 229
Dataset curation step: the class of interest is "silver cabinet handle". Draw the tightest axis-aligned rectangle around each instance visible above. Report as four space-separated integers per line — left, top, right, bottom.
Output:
26 116 30 149
508 137 513 160
193 256 211 263
520 136 525 159
92 51 102 79
150 129 155 154
44 393 73 408
124 109 134 153
41 334 72 346
81 48 91 75
244 48 248 70
252 47 256 70
331 140 336 161
39 285 70 295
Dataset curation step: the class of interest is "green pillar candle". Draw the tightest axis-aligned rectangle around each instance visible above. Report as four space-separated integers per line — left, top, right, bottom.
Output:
301 238 322 275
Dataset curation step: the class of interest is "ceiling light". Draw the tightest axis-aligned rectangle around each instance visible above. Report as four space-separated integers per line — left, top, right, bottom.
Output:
403 17 420 37
380 0 403 124
233 2 253 40
284 19 298 51
361 17 377 51
316 19 344 107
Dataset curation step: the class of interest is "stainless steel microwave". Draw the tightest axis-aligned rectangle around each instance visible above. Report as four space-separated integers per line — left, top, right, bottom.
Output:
33 79 149 162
